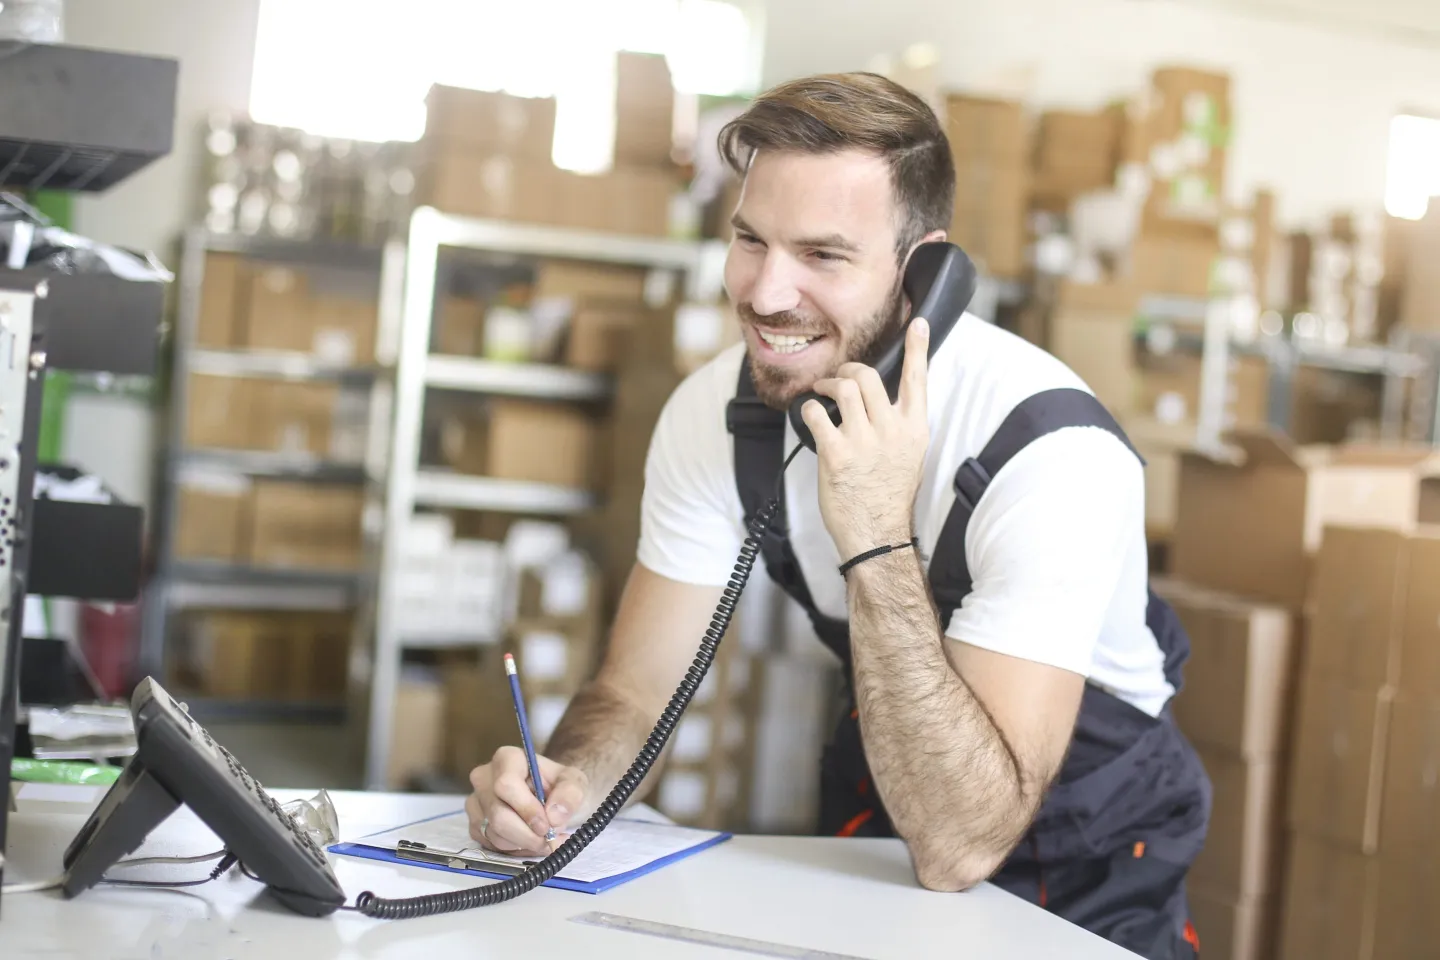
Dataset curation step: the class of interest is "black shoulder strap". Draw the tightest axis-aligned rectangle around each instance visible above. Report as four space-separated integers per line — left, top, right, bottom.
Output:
725 357 825 619
928 388 1142 624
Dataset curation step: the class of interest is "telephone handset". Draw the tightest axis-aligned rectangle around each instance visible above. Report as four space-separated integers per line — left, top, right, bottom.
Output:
788 241 979 452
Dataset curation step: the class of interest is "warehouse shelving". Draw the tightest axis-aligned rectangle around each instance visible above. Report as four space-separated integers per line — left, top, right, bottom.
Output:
137 227 386 717
1135 292 1440 447
0 41 178 910
359 206 726 789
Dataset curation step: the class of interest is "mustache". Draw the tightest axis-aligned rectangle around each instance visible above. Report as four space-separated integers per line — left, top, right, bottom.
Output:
736 303 833 335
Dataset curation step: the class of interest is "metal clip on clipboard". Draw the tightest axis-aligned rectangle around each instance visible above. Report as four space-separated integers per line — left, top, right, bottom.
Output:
394 839 537 876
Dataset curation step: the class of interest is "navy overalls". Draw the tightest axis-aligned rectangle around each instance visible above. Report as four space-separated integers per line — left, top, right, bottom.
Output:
726 359 1212 960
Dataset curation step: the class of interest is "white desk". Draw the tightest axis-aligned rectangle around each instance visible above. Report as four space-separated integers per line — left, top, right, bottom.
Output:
2 787 1140 959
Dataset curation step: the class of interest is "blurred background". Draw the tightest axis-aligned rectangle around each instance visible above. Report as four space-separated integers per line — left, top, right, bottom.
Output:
7 2 1440 957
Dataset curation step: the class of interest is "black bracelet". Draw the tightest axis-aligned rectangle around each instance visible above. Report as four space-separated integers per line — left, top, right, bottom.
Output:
838 538 918 576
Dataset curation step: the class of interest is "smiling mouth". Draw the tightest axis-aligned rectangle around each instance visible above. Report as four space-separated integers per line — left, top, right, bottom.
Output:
757 329 825 355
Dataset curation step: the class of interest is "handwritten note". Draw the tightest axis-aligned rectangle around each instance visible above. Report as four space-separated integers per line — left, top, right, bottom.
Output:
344 811 724 884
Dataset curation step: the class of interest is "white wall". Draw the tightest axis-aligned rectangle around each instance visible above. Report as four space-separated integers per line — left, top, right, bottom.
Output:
65 0 261 257
759 0 1440 228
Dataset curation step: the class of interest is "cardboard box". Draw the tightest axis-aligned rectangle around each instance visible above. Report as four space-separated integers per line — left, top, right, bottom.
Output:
1122 416 1195 536
1373 852 1440 960
1305 526 1410 691
1136 351 1268 427
563 304 642 371
562 166 675 237
440 399 598 489
1288 676 1392 852
1277 832 1378 960
1189 889 1278 960
249 380 339 457
1050 311 1137 417
1156 580 1297 759
944 95 1028 164
1138 67 1231 234
1400 207 1440 332
174 472 251 561
1032 108 1121 201
424 85 556 160
185 374 253 450
535 260 650 304
1194 746 1288 898
389 669 446 789
1378 695 1440 857
198 252 246 347
1400 535 1440 697
244 265 310 349
247 481 363 570
1172 433 1440 608
443 653 528 782
614 51 674 168
191 611 350 702
435 296 487 356
949 162 1029 279
417 151 566 224
1130 231 1219 298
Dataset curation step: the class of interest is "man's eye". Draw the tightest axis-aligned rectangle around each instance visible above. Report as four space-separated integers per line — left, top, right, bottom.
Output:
811 250 844 262
737 232 763 246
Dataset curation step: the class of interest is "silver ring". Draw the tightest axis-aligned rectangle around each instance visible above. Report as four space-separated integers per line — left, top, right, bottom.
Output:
479 817 489 841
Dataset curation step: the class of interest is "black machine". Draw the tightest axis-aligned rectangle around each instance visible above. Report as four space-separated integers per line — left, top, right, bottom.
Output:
59 241 980 920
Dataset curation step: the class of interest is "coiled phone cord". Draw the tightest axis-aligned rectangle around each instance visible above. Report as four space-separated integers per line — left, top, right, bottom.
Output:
355 445 801 919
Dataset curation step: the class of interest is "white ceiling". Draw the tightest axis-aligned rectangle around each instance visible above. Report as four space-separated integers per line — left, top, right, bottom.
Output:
1179 0 1440 45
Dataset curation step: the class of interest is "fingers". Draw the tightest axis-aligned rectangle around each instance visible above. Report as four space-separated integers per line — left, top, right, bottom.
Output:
800 398 842 448
540 761 587 830
899 318 930 417
835 362 892 422
811 376 867 430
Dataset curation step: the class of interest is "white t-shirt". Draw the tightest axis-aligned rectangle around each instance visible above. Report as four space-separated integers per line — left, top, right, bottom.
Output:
636 313 1174 717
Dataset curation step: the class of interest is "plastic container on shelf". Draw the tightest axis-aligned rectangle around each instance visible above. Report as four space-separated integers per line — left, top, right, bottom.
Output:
0 0 63 42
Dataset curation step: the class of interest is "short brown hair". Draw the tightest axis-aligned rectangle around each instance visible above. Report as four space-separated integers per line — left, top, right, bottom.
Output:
717 72 955 260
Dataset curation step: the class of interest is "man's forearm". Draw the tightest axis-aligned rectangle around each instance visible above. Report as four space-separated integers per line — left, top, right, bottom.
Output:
845 551 1037 889
542 678 659 816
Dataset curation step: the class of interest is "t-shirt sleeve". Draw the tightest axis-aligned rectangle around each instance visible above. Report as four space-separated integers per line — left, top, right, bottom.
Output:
634 367 747 586
944 426 1144 677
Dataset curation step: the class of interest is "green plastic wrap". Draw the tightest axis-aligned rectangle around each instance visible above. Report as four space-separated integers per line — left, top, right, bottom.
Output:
11 758 121 785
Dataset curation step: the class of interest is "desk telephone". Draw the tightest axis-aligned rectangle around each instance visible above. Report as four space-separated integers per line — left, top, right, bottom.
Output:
60 242 979 920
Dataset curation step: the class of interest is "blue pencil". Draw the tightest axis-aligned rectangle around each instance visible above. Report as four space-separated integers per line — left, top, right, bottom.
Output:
504 652 555 843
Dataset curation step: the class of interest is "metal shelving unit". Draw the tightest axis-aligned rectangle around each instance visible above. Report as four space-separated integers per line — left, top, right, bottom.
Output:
0 42 178 910
137 228 386 717
359 206 724 789
1136 293 1440 448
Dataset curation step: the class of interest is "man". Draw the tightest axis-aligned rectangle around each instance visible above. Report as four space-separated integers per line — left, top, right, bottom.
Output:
465 73 1210 960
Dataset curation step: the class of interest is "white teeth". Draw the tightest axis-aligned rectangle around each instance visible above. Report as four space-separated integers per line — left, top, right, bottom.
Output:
758 330 819 354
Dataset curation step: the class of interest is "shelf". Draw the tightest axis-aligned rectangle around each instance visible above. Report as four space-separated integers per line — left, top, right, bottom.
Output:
1293 342 1429 377
400 631 499 651
1137 295 1210 325
411 470 596 514
1 269 163 376
188 349 380 384
0 42 177 192
177 448 368 484
425 355 612 401
417 207 712 270
168 562 363 612
197 230 386 271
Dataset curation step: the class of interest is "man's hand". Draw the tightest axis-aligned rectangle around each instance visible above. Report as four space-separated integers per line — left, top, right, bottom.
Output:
802 317 931 560
465 746 588 856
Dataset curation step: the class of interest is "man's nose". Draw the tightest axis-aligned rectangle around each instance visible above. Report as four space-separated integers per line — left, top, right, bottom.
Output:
748 252 802 317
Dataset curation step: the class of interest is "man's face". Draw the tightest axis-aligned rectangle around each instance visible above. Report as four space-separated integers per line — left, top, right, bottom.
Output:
723 148 907 408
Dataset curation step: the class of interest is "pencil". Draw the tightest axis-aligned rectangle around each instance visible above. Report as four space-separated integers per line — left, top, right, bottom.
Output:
504 652 556 844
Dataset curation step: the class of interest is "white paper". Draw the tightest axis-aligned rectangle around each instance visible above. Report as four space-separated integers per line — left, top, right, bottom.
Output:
16 783 103 804
344 811 723 884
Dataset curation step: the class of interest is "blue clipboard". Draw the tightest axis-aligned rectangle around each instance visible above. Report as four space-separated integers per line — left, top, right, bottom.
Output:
327 809 732 894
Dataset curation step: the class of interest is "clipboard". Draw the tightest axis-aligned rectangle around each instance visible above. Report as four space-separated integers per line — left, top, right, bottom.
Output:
328 809 732 894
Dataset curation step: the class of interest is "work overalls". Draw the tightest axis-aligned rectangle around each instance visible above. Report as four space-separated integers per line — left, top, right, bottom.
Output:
725 359 1212 960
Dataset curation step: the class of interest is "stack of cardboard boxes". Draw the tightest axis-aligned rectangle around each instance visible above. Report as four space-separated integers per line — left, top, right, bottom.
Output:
178 610 352 704
1031 106 1122 209
943 94 1030 280
414 52 681 238
1158 430 1440 959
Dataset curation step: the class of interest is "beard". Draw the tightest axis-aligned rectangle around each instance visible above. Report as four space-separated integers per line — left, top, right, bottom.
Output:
741 280 907 409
